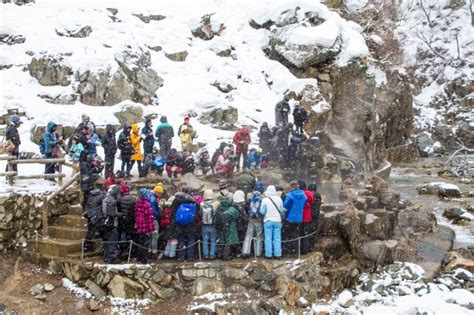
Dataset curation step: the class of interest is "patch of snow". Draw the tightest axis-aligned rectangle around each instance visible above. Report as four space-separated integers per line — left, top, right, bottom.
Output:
62 278 92 299
284 20 340 48
344 0 368 13
367 64 387 87
109 297 151 314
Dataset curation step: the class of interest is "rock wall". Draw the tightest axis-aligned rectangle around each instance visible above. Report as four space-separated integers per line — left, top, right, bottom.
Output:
59 251 360 311
0 188 80 252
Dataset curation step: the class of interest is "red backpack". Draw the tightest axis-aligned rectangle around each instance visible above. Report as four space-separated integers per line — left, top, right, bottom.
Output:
160 207 173 228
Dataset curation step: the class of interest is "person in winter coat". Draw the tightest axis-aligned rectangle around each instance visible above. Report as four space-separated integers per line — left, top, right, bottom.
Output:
117 185 137 256
135 188 156 264
102 185 123 263
102 124 117 178
216 197 240 260
242 183 265 258
201 189 218 259
194 148 211 177
235 169 256 195
232 127 251 172
282 180 307 256
142 118 155 156
129 124 143 175
178 116 197 152
86 126 100 157
297 180 315 255
83 189 104 252
43 121 63 174
180 150 195 174
165 148 183 178
150 148 166 175
160 197 177 259
292 103 308 134
211 142 228 174
232 190 248 251
155 116 174 158
147 185 163 257
117 124 133 178
288 132 306 168
75 114 95 135
215 146 235 177
247 147 264 169
307 182 322 251
68 135 84 173
79 150 102 209
171 190 200 261
257 122 272 155
275 95 290 126
5 115 22 173
260 185 283 258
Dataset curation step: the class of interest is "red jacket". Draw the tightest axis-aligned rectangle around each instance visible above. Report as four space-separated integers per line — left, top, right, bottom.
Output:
302 189 315 222
135 197 156 234
233 130 251 153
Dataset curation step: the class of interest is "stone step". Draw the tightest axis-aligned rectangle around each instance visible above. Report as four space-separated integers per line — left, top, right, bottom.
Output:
66 249 102 260
69 204 83 216
29 238 83 257
49 226 87 240
57 215 88 229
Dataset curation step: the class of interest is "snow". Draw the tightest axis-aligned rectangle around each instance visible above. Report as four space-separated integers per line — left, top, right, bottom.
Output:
284 20 340 48
344 0 368 13
109 297 151 315
62 278 92 299
367 64 387 87
427 182 460 192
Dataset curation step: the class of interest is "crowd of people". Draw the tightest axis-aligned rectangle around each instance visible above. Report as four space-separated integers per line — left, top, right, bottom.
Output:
3 95 316 263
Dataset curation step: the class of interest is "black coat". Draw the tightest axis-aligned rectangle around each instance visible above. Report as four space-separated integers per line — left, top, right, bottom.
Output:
5 123 20 152
118 194 137 228
142 124 155 153
102 125 117 157
155 123 174 145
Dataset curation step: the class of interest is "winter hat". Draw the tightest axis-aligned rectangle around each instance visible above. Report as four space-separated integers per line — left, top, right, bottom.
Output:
160 116 168 123
297 180 307 190
11 115 22 124
290 180 299 189
218 179 228 189
109 185 122 197
184 116 190 122
120 183 129 194
88 125 94 133
254 182 265 193
81 114 89 121
153 183 164 194
138 188 148 197
233 190 245 203
203 189 216 202
308 182 317 192
182 186 191 194
241 127 249 133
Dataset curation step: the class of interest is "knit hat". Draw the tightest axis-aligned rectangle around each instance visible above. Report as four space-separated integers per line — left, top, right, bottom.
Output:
138 188 148 197
120 183 129 194
308 182 317 192
297 180 307 190
290 180 299 189
153 183 164 194
203 189 216 201
254 182 265 193
233 190 245 203
11 115 22 124
218 179 228 189
184 116 190 121
160 116 168 123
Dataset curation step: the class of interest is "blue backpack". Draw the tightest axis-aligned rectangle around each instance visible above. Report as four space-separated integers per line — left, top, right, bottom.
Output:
39 139 46 155
249 192 263 218
175 203 197 225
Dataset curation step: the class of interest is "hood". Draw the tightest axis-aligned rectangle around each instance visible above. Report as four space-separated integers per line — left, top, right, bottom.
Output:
297 180 307 190
160 116 168 123
291 189 306 201
123 123 131 131
108 185 122 197
254 182 265 193
131 124 139 133
233 190 245 203
203 189 216 202
106 124 115 134
218 142 227 151
219 197 233 209
46 121 57 133
265 185 277 196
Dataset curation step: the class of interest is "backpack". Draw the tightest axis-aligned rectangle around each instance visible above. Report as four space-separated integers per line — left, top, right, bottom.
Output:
175 203 197 225
201 202 214 225
39 139 46 155
248 192 263 218
88 192 106 226
160 207 173 228
214 210 227 230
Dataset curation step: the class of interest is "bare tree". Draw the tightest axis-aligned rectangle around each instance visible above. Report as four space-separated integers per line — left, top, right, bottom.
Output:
419 0 439 28
416 30 446 59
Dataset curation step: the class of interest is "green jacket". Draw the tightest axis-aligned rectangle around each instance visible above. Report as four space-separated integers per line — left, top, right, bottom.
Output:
217 198 240 244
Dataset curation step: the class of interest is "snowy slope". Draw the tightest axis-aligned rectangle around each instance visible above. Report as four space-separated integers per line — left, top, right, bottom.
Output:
0 0 368 190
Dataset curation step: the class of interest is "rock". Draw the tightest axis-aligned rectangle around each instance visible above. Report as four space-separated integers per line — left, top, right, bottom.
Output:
165 51 188 62
337 289 354 308
107 275 144 299
446 254 474 273
132 14 166 24
56 25 92 38
298 84 332 135
88 299 101 312
30 284 44 296
29 54 72 86
198 106 238 130
191 14 225 40
364 213 383 239
44 283 55 292
443 207 465 220
113 104 144 126
85 280 106 300
148 281 176 300
211 81 235 93
35 294 46 301
275 276 301 307
0 33 26 45
418 182 461 198
398 286 411 296
224 267 248 280
39 93 77 105
178 173 204 192
338 215 360 254
454 269 473 282
361 240 398 264
297 297 310 308
192 278 224 296
398 206 437 233
251 268 276 282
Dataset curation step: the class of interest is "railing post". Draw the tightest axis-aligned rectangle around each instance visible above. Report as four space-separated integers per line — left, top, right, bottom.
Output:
42 200 49 237
198 240 202 261
57 162 63 186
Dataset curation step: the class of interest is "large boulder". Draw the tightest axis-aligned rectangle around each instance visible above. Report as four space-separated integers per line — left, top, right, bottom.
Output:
398 206 438 234
198 106 238 130
113 104 144 126
417 182 461 198
29 55 73 86
191 14 225 40
30 123 75 144
298 84 332 135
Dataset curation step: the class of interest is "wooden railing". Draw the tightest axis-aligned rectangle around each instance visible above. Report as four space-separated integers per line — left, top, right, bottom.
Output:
0 155 80 236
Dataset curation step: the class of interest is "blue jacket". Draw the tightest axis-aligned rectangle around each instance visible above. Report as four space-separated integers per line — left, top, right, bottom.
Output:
43 121 59 154
283 189 307 223
145 189 160 220
87 133 100 156
247 151 263 167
